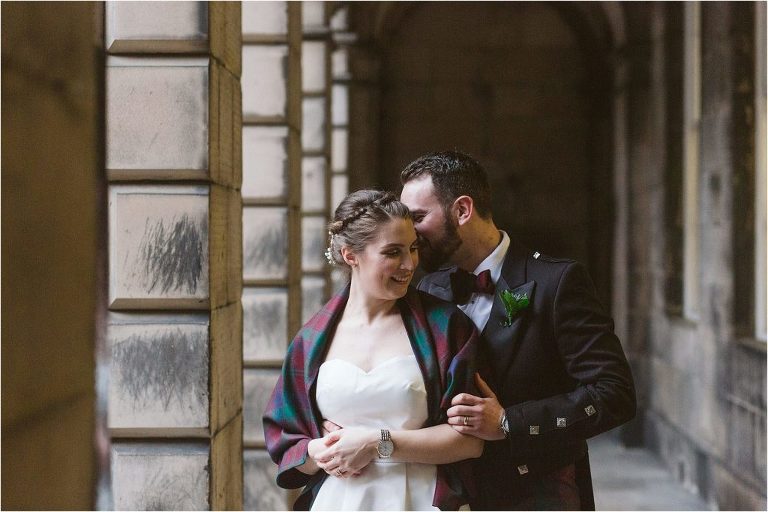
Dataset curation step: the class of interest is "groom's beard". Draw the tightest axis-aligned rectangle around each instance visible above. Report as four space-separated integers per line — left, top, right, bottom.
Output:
418 216 462 272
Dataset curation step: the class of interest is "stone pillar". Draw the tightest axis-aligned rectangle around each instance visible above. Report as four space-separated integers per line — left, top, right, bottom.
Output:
329 3 354 291
300 1 333 319
240 2 302 509
2 2 102 508
105 2 242 509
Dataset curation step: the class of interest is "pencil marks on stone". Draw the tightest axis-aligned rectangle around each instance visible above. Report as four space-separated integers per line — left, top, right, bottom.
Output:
243 207 288 280
110 186 209 306
243 369 280 444
108 318 209 431
243 288 287 362
138 214 207 295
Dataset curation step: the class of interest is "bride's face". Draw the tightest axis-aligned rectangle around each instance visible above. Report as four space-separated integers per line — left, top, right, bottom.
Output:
348 217 419 300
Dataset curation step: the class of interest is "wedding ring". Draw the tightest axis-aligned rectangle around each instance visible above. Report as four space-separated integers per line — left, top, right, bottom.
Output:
463 416 469 426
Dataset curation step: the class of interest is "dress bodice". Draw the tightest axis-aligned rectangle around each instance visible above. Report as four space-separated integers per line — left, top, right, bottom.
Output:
311 354 439 511
315 355 428 431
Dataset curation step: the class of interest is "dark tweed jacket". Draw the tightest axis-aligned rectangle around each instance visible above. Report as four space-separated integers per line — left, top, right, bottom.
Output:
418 239 637 510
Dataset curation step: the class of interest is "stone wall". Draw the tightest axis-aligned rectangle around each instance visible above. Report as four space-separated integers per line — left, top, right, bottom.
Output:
1 2 102 508
620 3 767 509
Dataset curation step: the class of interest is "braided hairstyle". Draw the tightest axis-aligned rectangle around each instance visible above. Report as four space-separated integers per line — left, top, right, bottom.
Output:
326 189 411 267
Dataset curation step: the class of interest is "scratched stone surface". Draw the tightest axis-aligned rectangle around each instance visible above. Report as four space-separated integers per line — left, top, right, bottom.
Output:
302 215 326 273
243 449 287 510
242 287 288 362
111 442 209 510
108 313 209 433
242 207 288 280
243 369 280 445
302 276 326 324
110 186 209 306
242 126 288 200
106 60 209 172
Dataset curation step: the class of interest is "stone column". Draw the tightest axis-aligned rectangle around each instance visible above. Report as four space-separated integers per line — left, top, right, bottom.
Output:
104 2 242 509
329 3 354 291
2 2 102 508
300 1 333 318
240 2 302 509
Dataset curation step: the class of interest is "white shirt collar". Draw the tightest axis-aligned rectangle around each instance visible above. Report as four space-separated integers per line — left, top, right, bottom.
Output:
471 230 510 284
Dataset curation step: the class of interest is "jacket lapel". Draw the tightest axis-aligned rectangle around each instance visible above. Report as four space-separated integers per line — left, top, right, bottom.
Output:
418 266 456 303
482 240 536 375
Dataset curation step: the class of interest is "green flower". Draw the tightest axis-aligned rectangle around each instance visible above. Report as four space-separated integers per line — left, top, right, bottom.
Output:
500 290 530 326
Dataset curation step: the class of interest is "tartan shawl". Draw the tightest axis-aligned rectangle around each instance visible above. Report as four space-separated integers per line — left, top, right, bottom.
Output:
263 284 480 510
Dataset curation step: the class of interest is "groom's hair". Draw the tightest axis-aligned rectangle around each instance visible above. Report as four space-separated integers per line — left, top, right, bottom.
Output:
400 150 493 219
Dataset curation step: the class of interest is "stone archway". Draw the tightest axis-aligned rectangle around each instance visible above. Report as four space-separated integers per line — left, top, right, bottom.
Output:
351 1 617 309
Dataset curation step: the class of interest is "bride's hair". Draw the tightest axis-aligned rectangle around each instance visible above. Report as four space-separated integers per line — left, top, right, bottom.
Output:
326 189 411 267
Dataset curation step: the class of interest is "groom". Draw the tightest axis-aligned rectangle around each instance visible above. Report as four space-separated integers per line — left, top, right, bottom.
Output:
400 151 636 510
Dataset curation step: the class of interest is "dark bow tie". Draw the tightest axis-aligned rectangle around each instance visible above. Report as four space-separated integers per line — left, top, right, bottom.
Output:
450 268 496 305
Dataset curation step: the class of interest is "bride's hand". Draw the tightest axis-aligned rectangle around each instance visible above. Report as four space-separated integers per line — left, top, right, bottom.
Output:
314 428 378 478
308 435 336 463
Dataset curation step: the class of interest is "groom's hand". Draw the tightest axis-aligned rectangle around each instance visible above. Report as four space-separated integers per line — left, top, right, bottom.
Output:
447 373 506 441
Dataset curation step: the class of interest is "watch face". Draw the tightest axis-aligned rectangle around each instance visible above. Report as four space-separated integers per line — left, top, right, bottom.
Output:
378 440 394 458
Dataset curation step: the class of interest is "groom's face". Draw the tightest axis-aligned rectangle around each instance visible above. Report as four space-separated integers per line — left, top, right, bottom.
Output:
400 176 462 272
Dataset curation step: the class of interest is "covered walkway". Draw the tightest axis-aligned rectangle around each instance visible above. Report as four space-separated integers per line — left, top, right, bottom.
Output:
590 432 712 511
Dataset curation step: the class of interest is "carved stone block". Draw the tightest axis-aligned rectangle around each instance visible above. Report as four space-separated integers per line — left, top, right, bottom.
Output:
108 313 209 436
243 287 288 363
242 45 288 119
111 442 210 510
302 215 326 273
243 369 280 445
302 41 326 93
243 207 288 281
242 1 287 36
106 57 209 179
301 96 326 151
302 276 326 324
243 449 288 510
243 126 289 200
105 1 208 53
301 156 326 211
109 185 209 309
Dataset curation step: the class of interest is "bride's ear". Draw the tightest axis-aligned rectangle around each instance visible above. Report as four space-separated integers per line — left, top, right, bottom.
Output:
341 246 358 268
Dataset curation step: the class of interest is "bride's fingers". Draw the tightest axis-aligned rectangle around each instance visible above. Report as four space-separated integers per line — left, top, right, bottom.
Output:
314 445 337 461
324 430 342 446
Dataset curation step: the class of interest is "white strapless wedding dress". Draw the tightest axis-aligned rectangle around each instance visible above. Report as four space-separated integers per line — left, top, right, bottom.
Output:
311 355 439 511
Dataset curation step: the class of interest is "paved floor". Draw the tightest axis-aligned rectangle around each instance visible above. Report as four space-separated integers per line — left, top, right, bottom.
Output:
589 432 712 511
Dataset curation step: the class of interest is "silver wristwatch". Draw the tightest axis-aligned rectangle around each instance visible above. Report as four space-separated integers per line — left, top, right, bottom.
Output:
377 429 394 458
499 411 510 438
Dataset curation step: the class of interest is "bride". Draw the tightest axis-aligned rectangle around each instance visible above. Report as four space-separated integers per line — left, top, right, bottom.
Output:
263 190 483 510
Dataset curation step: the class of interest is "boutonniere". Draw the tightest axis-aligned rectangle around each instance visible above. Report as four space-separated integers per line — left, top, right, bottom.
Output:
500 290 530 326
